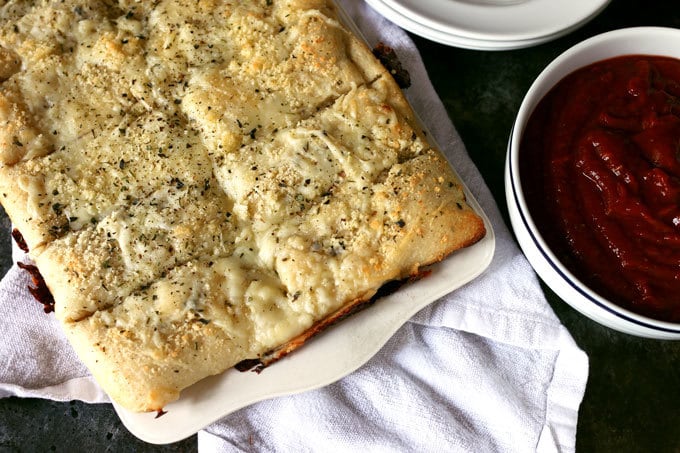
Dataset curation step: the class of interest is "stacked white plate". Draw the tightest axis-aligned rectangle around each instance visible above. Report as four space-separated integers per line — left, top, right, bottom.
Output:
365 0 612 50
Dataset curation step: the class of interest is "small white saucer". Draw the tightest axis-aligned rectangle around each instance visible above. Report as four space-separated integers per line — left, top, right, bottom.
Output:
366 0 611 50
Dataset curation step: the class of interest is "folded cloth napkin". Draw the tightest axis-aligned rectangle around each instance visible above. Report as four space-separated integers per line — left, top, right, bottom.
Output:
0 1 588 452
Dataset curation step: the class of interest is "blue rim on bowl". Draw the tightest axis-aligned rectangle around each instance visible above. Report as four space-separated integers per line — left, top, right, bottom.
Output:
505 27 680 339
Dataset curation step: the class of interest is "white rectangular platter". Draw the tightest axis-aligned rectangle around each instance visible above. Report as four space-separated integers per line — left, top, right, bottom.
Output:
113 2 496 444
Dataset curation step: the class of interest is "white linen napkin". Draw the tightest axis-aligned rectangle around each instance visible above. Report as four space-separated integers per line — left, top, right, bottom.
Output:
0 1 588 452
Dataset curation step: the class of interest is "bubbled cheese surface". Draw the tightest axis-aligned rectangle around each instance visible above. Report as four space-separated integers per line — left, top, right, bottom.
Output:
0 0 485 412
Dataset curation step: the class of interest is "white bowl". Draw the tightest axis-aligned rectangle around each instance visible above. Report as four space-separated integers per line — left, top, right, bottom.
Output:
505 27 680 339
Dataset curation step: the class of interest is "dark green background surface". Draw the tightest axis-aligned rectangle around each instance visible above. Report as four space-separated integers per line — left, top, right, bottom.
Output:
1 1 679 451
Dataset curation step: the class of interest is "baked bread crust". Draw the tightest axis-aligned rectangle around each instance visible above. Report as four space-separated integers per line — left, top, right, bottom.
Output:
0 0 485 412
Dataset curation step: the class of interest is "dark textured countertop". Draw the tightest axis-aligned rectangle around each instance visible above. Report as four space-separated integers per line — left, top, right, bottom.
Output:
1 1 679 451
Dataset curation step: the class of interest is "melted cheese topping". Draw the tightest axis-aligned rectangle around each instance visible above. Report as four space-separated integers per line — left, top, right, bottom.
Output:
0 0 484 412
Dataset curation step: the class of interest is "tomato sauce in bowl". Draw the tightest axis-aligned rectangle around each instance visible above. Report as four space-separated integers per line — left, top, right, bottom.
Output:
520 55 680 322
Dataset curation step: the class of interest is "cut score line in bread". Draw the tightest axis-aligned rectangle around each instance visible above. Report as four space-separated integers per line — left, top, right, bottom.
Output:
0 0 486 412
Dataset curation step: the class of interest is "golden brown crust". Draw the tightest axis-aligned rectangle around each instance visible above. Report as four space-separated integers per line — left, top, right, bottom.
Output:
0 0 485 412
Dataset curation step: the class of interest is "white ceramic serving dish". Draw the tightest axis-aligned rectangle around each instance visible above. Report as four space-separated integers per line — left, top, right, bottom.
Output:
113 5 496 442
505 27 680 340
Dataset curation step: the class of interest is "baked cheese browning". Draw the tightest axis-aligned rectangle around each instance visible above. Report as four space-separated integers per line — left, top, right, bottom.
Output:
181 6 379 155
0 1 155 167
64 253 316 412
0 0 379 250
214 78 428 226
64 144 485 412
258 149 485 320
32 177 237 323
0 0 487 412
213 77 442 316
370 150 486 267
0 113 211 250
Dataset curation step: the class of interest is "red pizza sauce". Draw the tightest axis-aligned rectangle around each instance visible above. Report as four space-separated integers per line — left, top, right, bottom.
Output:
520 55 680 322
